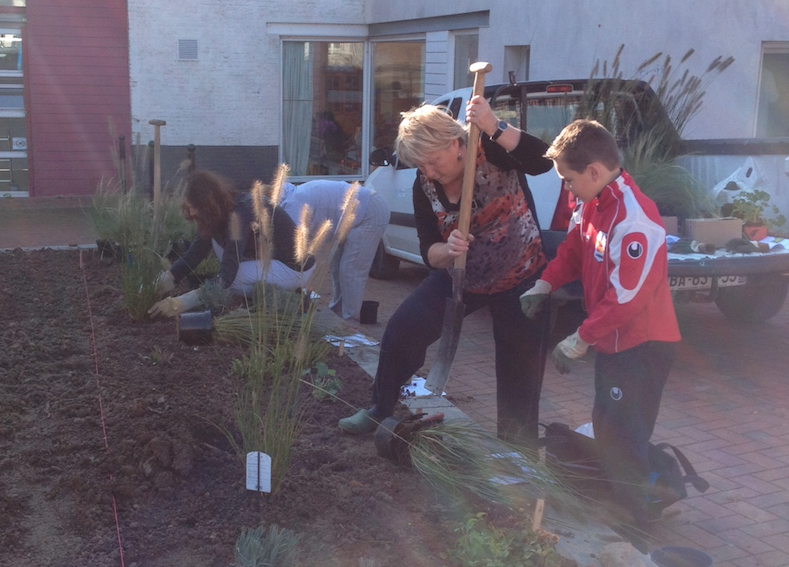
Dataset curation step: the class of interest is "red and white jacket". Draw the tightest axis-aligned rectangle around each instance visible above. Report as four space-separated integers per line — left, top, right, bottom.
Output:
541 171 681 354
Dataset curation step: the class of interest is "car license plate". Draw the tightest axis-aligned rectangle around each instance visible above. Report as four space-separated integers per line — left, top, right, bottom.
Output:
668 275 747 291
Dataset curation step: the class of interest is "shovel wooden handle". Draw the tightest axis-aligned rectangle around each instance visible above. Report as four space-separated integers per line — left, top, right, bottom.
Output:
455 61 492 271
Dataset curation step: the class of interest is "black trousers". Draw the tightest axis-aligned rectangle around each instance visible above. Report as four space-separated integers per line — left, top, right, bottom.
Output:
592 341 677 518
371 268 549 443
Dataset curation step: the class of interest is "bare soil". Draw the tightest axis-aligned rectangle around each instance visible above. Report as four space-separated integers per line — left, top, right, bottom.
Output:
0 248 571 567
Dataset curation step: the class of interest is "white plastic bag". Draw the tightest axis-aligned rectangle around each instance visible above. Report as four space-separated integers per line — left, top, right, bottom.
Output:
711 157 768 207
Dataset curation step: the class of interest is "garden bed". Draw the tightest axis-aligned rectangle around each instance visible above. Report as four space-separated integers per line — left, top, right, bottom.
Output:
0 248 578 567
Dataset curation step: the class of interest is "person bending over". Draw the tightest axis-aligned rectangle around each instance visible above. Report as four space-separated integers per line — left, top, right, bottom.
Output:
280 179 389 323
339 97 552 444
149 170 315 318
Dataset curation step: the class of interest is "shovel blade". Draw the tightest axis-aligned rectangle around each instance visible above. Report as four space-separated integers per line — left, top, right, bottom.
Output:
424 296 466 394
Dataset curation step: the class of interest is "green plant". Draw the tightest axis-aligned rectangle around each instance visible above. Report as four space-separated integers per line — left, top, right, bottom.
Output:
304 361 342 401
408 421 581 515
581 45 733 220
730 189 787 229
89 174 193 320
190 253 221 284
197 278 234 316
139 345 174 366
221 164 347 495
234 524 301 567
447 512 562 567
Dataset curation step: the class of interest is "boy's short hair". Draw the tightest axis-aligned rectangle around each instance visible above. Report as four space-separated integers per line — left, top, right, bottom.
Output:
545 119 621 173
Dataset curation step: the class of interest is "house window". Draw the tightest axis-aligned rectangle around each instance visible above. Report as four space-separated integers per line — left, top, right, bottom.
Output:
282 41 364 177
282 39 425 178
453 33 478 90
504 45 530 83
756 45 789 137
0 28 25 195
371 41 424 153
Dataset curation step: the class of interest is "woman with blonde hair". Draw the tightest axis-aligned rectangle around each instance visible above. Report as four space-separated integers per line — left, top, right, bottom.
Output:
149 170 314 318
339 98 552 444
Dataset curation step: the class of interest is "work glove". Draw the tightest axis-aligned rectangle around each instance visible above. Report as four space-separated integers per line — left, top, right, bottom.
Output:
519 279 552 319
154 270 176 298
552 329 589 374
148 289 201 319
690 241 716 254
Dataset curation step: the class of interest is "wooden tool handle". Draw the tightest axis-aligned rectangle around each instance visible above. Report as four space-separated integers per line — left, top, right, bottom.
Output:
455 61 492 271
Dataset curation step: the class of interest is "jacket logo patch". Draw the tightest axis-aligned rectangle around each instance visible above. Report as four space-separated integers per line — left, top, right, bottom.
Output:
620 233 649 291
594 231 607 262
627 241 644 259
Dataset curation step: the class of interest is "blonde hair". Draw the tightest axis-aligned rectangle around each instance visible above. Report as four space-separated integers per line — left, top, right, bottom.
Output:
394 105 467 167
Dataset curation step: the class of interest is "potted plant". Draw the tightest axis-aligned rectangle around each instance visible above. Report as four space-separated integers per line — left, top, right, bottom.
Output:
726 189 787 241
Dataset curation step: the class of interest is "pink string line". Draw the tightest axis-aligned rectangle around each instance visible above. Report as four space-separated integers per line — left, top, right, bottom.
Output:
80 250 126 567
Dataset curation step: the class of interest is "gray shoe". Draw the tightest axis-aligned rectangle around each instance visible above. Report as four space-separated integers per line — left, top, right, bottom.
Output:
338 409 378 434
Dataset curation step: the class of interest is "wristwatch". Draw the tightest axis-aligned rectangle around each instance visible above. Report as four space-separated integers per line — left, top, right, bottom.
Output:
491 120 509 141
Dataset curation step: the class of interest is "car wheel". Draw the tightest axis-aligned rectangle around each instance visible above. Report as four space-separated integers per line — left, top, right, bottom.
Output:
714 276 789 324
368 241 399 280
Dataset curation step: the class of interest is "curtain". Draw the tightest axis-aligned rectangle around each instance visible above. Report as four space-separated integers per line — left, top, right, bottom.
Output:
282 42 313 175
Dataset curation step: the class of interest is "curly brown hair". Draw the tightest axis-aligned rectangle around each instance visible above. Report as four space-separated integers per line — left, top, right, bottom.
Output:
182 171 236 239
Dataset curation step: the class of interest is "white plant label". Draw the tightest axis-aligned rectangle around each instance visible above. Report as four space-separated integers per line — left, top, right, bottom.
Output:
245 451 272 493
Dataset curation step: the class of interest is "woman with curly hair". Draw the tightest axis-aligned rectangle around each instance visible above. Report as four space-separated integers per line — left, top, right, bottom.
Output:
148 170 315 318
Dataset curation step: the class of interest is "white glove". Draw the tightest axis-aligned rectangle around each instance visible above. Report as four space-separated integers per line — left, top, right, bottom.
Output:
556 329 589 359
519 279 552 319
154 270 176 297
552 329 589 374
148 290 201 319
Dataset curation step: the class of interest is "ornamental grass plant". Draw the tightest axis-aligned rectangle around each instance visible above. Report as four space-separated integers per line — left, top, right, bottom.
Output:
89 147 193 320
223 164 361 496
581 44 733 221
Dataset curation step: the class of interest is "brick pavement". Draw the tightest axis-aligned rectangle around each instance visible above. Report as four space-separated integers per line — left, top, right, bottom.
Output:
355 263 789 567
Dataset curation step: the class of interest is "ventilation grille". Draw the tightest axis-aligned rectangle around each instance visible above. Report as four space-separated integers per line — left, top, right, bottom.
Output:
178 39 198 61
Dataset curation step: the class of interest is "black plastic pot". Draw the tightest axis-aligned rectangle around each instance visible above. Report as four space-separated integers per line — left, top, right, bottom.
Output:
96 239 123 262
360 300 379 324
374 413 444 465
651 547 713 567
177 310 213 345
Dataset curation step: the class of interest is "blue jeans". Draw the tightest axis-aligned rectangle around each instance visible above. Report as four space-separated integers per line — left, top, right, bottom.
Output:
371 268 549 443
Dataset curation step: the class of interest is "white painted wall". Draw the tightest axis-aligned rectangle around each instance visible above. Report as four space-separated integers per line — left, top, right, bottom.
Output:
128 0 365 146
128 1 789 146
367 0 789 140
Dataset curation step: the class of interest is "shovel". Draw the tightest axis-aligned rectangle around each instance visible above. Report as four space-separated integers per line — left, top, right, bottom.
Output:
425 61 492 395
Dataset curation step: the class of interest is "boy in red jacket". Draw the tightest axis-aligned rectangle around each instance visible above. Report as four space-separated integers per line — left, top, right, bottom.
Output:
520 119 681 526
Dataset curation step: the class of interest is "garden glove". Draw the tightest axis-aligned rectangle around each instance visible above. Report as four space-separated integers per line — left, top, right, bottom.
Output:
552 329 589 374
148 289 201 319
154 270 176 297
519 279 552 319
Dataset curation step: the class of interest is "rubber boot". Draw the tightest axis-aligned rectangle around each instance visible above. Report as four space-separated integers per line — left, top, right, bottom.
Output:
338 407 381 434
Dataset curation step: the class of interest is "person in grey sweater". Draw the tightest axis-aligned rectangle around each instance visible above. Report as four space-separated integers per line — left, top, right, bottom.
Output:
281 180 389 323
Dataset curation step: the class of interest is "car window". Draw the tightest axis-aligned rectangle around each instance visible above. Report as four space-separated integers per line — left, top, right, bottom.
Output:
490 93 520 129
524 95 583 145
448 97 463 121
